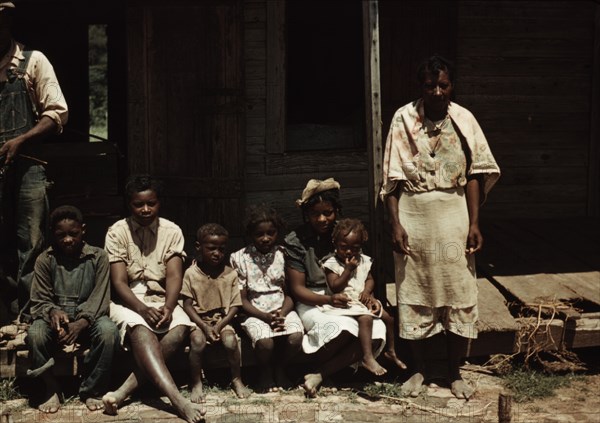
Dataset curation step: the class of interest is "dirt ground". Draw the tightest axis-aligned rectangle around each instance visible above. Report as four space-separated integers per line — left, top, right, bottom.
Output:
1 368 599 423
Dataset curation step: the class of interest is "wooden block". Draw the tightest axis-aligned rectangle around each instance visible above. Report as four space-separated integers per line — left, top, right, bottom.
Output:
565 313 600 349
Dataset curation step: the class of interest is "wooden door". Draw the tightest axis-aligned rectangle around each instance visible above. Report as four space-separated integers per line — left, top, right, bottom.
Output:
127 0 244 254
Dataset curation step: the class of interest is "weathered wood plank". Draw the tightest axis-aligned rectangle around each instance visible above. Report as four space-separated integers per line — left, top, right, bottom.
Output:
459 1 593 21
477 278 520 333
458 37 590 58
484 131 589 150
490 185 587 204
458 95 590 114
482 203 587 219
266 151 368 175
491 150 588 168
457 57 592 77
245 171 368 192
459 17 593 40
567 313 600 349
456 77 590 97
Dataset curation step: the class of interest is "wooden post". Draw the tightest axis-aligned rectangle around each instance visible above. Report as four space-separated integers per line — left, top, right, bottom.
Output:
363 0 385 300
266 0 286 154
498 392 513 423
589 5 600 217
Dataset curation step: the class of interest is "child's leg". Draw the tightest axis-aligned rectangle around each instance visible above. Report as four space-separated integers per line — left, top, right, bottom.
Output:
27 319 61 413
356 315 387 376
274 332 303 389
220 329 251 398
254 337 276 391
380 310 407 370
189 329 207 404
80 316 120 411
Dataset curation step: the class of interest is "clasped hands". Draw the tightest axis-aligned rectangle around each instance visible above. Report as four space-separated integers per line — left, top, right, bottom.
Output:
139 305 173 329
263 309 286 332
49 309 89 346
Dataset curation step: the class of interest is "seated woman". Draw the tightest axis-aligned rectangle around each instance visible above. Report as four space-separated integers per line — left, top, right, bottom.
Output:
102 174 203 423
284 178 387 397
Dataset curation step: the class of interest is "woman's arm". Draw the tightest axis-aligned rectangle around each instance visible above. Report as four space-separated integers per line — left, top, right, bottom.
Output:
465 174 483 253
386 183 410 254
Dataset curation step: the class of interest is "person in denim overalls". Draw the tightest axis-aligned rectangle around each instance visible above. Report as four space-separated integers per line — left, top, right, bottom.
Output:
0 2 68 322
27 205 119 414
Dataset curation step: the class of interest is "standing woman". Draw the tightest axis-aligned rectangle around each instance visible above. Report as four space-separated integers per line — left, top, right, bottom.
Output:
284 178 386 397
381 56 500 399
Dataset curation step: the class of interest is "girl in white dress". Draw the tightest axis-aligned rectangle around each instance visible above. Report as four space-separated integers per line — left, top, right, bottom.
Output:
322 218 406 376
230 205 303 392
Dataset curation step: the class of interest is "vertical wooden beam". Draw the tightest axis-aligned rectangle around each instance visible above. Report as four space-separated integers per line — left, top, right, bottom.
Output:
126 1 149 174
589 5 600 217
266 0 285 154
363 0 385 300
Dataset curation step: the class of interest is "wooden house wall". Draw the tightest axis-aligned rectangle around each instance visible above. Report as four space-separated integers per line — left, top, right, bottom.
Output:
455 1 597 218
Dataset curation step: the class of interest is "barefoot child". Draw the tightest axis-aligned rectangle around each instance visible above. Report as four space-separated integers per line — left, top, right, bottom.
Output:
182 223 251 399
230 205 303 392
321 218 406 376
27 206 119 414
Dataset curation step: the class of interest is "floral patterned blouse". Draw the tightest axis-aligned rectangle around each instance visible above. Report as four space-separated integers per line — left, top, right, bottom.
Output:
230 245 286 313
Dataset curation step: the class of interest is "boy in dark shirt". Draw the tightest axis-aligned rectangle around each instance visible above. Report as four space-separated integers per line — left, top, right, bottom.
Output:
27 205 119 413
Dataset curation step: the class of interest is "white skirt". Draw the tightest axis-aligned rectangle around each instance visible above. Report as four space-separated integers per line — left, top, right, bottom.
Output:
296 288 386 355
241 311 304 347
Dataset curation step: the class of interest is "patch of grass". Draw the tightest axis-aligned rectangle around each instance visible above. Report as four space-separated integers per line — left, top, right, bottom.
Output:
0 378 22 401
362 382 405 399
502 368 579 403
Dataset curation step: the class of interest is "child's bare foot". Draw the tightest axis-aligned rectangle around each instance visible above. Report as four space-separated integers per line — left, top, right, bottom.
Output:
256 371 277 393
361 357 387 376
232 378 252 398
274 366 293 390
84 397 104 411
383 350 407 369
38 393 61 413
302 373 323 398
450 379 474 400
102 391 126 415
190 382 205 404
400 372 425 397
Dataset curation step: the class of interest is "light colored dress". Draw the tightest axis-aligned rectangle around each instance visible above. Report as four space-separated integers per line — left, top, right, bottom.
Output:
104 217 195 346
284 225 386 355
230 245 303 346
380 99 500 340
320 254 381 317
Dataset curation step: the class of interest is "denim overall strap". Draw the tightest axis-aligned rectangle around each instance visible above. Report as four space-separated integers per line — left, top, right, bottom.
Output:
0 48 37 143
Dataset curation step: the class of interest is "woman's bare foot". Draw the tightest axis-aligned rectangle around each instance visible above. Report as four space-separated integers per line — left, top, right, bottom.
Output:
102 391 126 415
84 397 104 411
450 379 474 400
172 399 206 423
401 372 425 397
38 392 61 413
361 357 387 376
302 373 323 398
383 350 407 369
232 377 252 398
190 382 205 404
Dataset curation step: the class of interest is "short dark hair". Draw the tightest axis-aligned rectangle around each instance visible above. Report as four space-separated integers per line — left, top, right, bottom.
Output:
124 174 163 201
245 204 286 236
300 188 342 222
332 218 368 243
196 223 229 242
417 55 455 85
49 205 84 230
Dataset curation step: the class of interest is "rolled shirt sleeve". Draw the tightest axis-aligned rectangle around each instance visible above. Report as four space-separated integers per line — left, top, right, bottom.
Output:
27 50 68 132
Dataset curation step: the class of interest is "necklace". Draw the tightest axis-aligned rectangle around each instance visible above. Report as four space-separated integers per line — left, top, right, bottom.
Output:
424 115 450 158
